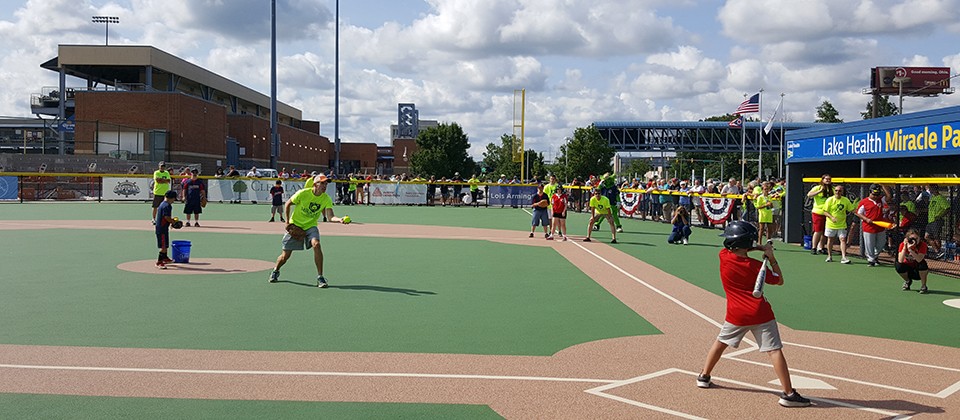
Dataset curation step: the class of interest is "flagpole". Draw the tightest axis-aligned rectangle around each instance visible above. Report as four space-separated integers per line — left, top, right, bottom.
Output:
778 93 785 179
740 94 746 184
758 89 764 181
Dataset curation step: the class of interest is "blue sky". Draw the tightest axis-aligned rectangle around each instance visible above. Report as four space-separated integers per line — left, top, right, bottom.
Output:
0 0 958 159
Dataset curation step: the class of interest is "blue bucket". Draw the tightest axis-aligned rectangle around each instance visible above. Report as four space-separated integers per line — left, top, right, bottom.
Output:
802 235 812 250
171 240 192 263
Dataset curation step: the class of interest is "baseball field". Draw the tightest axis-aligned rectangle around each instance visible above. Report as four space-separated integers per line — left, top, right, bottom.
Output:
1 201 958 419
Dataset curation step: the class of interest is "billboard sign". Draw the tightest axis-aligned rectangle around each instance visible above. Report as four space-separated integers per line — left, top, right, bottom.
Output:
871 67 951 95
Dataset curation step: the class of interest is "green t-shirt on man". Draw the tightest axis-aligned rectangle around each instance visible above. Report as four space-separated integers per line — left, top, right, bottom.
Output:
290 188 334 229
823 195 855 230
153 170 172 195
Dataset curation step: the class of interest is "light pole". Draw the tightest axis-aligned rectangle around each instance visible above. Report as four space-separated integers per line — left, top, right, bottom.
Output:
91 16 119 45
894 76 911 115
563 136 572 183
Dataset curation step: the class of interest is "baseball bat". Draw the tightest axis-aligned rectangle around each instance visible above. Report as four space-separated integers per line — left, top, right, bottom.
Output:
752 240 774 298
872 220 895 229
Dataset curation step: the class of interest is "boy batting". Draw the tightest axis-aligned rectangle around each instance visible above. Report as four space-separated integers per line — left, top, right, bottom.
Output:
697 221 811 407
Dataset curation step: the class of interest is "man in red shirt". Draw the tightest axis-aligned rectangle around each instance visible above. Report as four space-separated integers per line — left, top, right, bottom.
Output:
697 221 811 407
855 184 891 267
897 229 929 294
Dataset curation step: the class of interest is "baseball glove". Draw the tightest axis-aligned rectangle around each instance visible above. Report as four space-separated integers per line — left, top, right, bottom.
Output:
285 223 307 240
201 198 207 208
171 218 184 229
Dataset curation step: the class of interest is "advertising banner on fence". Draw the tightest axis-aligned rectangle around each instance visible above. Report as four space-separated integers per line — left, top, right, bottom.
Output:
102 177 153 201
368 182 426 205
486 185 537 207
206 179 328 203
0 176 18 200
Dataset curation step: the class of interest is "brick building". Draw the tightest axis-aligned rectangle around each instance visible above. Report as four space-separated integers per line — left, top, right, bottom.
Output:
30 44 409 175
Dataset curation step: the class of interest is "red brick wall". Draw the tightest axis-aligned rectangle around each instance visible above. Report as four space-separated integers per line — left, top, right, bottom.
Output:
392 138 419 174
74 91 229 156
339 143 378 173
227 115 331 170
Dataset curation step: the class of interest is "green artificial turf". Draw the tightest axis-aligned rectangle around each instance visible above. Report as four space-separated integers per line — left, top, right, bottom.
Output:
0 393 502 420
0 228 657 355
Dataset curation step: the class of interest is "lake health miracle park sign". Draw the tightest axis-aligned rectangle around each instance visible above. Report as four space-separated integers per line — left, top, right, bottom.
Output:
786 120 960 163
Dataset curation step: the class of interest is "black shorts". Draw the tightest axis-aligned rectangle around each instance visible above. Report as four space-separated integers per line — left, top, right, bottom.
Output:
184 200 203 215
552 212 566 219
895 260 928 280
152 194 166 208
156 231 169 249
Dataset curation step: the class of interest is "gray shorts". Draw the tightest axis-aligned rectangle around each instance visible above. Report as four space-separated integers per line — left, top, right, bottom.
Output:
717 319 783 352
281 226 321 251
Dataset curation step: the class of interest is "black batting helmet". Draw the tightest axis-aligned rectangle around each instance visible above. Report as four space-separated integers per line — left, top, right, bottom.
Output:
719 221 758 250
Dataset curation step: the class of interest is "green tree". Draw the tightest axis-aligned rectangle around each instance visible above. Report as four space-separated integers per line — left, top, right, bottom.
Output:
481 134 520 179
620 158 652 180
411 122 476 178
816 100 843 123
556 125 615 181
861 95 899 119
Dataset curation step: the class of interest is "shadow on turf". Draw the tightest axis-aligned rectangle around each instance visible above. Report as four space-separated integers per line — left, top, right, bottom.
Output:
275 280 436 296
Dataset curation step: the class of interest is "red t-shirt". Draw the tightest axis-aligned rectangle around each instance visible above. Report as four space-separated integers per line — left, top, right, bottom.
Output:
719 248 777 326
858 197 887 233
897 241 928 266
552 193 567 214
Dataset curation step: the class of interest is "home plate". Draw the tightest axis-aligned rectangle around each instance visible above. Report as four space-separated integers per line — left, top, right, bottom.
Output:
769 375 836 390
944 299 960 310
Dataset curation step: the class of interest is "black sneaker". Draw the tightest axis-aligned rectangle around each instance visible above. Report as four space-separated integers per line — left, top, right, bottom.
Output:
902 280 912 291
696 373 712 388
610 239 618 244
810 249 818 255
778 389 811 407
583 238 591 242
818 249 828 255
268 270 280 283
317 276 328 288
919 286 928 294
529 232 534 238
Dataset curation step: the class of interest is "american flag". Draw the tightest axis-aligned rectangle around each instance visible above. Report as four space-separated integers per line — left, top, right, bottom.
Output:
734 93 760 114
728 116 743 128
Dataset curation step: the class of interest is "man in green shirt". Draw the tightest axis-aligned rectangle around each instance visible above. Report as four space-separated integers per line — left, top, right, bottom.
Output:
468 174 481 206
925 185 950 258
151 161 172 225
543 175 559 233
823 185 855 264
584 188 618 244
269 174 348 288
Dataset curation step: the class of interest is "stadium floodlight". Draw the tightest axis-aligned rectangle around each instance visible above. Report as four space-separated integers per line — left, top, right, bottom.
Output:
91 16 120 45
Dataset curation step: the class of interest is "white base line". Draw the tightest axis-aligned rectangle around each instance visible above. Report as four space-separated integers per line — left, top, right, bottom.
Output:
726 356 947 399
0 364 615 384
783 341 960 373
585 369 706 420
585 368 907 419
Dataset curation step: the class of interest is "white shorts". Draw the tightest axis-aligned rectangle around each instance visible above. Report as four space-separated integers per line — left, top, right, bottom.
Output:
824 227 847 239
717 319 783 352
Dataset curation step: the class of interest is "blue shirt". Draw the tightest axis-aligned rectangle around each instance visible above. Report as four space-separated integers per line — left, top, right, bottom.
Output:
156 201 172 233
